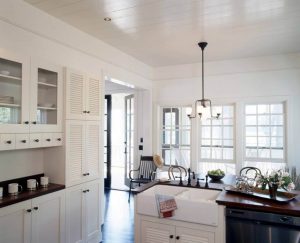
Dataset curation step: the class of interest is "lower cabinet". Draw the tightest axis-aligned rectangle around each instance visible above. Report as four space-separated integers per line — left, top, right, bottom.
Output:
66 179 102 243
0 190 65 243
140 220 215 243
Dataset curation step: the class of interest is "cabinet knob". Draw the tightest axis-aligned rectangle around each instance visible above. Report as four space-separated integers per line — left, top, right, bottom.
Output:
170 235 174 239
86 172 90 176
57 138 62 141
26 209 32 213
34 139 39 142
21 140 27 143
32 121 37 124
46 138 51 142
86 111 90 114
33 206 38 211
83 111 86 113
86 189 90 192
176 236 180 240
24 121 29 124
6 140 12 144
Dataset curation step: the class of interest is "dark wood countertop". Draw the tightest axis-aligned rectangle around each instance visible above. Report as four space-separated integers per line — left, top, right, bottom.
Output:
0 183 65 208
216 189 300 216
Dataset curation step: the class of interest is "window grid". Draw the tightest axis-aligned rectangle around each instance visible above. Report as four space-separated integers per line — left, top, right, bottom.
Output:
245 103 285 163
199 105 235 163
161 107 191 166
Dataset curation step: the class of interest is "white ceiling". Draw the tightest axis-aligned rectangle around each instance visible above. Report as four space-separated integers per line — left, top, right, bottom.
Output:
25 0 300 67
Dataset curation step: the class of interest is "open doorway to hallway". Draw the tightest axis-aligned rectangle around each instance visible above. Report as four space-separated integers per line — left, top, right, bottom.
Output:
104 79 135 191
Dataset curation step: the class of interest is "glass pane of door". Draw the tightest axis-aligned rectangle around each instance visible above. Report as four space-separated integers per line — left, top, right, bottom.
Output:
124 94 134 187
0 58 22 124
104 95 112 188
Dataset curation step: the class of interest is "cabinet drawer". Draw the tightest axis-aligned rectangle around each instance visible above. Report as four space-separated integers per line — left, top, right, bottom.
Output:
0 134 16 150
52 133 63 146
15 134 30 150
30 133 42 148
41 133 53 147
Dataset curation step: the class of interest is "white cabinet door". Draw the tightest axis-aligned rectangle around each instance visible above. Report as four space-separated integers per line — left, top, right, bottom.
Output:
0 200 31 243
176 227 215 243
0 133 16 151
85 75 102 121
30 58 63 133
31 190 65 243
66 120 85 186
84 121 101 182
66 184 85 243
85 180 101 243
0 50 30 133
65 68 86 120
141 221 175 243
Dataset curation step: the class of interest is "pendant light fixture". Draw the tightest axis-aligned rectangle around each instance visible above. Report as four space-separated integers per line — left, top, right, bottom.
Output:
188 42 220 120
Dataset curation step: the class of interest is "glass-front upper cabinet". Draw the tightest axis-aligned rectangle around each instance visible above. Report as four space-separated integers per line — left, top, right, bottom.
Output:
0 51 30 133
30 58 63 133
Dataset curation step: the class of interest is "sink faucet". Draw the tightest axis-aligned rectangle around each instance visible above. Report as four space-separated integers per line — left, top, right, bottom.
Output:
187 168 195 187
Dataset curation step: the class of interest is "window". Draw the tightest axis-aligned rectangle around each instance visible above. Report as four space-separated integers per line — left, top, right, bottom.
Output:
161 107 191 166
198 105 235 174
245 103 285 163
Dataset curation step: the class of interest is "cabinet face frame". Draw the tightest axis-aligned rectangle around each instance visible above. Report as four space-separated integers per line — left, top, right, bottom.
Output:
0 50 30 133
30 58 63 133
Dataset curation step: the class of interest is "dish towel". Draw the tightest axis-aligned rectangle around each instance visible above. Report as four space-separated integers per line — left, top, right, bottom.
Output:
155 194 177 218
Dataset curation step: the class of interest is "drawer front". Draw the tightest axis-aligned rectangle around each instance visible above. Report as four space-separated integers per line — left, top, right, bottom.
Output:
15 134 30 150
30 133 42 148
0 134 16 151
42 133 53 147
52 133 63 146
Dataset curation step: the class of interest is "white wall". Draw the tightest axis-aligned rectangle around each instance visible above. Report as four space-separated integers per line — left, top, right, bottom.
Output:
0 0 153 181
153 54 300 171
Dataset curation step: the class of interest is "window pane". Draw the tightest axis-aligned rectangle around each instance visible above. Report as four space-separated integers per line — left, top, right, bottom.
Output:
246 137 257 147
201 147 211 159
271 104 283 114
271 137 283 148
201 139 210 146
223 127 233 139
258 149 270 158
271 126 283 137
246 115 256 125
212 126 222 139
271 149 284 159
202 126 211 138
271 115 283 125
212 147 222 159
181 130 190 145
258 137 270 147
223 106 234 118
246 127 257 136
258 104 269 114
246 105 256 114
223 139 234 147
223 119 233 126
223 148 234 160
212 139 222 146
162 149 171 165
246 148 257 158
212 119 222 126
258 115 270 125
181 107 191 127
163 130 171 144
258 126 270 136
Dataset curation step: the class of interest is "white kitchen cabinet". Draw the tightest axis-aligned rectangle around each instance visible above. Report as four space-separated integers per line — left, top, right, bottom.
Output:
30 58 63 133
66 179 102 243
65 68 102 121
0 200 31 243
31 190 65 243
139 219 216 243
66 120 101 186
0 190 65 243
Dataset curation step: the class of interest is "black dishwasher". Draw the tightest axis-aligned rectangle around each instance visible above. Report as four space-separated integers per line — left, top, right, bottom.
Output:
226 208 300 243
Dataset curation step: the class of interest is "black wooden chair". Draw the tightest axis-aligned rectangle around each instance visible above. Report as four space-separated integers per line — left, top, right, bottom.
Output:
128 156 157 202
240 166 262 179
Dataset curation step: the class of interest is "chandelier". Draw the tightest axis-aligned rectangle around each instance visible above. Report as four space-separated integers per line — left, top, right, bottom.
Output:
187 42 220 120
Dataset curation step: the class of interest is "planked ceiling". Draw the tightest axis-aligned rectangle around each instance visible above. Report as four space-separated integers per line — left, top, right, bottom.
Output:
25 0 300 67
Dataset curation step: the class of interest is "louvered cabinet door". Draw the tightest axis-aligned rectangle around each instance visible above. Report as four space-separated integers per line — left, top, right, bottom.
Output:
66 120 85 186
65 68 86 120
141 221 175 243
176 227 215 243
84 121 101 181
85 75 102 121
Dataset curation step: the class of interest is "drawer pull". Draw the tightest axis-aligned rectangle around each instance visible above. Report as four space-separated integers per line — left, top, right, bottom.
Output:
26 209 32 213
24 121 29 124
6 140 12 144
34 139 39 142
57 138 62 141
33 206 38 211
21 140 27 143
32 121 37 125
46 138 51 142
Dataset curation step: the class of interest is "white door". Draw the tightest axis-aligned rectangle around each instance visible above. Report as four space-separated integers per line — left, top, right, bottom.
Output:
65 68 86 120
85 75 102 121
85 180 102 243
30 58 63 133
141 220 175 243
66 184 85 243
66 120 85 186
176 227 215 243
0 200 31 243
0 50 30 133
85 121 101 182
124 94 134 187
31 190 65 243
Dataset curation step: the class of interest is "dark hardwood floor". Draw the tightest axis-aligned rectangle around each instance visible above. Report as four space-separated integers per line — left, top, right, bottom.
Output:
102 189 134 243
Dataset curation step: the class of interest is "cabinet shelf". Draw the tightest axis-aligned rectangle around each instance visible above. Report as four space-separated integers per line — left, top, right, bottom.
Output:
37 106 57 111
38 82 57 88
0 102 20 108
0 74 22 85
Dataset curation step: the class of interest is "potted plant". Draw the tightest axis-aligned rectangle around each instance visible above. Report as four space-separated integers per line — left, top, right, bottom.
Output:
256 169 295 199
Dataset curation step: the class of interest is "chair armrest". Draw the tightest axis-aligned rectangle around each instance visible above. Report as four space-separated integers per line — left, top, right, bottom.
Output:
129 169 139 180
150 171 157 180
